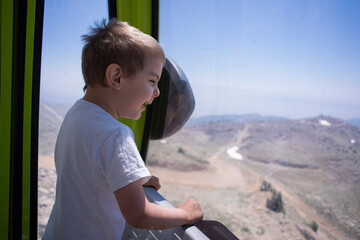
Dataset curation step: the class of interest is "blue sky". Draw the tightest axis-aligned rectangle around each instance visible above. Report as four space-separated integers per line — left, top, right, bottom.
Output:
41 0 360 119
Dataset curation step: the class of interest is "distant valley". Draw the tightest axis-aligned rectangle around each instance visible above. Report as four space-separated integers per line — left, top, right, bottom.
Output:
147 115 360 239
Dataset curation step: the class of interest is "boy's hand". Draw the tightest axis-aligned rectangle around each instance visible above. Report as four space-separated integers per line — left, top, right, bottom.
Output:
177 199 204 225
143 175 161 190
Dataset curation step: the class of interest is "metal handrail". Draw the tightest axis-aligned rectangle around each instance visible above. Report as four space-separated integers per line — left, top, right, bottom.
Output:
122 186 210 240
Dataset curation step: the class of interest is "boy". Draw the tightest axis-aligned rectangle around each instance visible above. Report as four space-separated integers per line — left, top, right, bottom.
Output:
43 19 203 239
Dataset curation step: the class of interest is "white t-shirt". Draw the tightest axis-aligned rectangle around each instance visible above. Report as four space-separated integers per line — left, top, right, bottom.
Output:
43 99 151 240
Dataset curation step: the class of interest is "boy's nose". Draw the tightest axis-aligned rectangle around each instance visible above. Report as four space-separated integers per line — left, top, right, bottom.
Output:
154 87 160 98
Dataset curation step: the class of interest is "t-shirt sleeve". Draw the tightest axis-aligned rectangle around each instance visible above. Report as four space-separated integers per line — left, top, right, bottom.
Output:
99 126 151 192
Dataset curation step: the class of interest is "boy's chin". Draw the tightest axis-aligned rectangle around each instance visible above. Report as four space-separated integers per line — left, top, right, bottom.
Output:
125 109 144 120
132 115 141 120
130 113 142 120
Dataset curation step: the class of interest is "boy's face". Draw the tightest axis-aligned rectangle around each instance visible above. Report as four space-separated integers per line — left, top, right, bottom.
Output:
119 55 163 120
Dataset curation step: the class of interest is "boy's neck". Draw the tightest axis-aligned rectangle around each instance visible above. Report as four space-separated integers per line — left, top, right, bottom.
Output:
83 86 118 119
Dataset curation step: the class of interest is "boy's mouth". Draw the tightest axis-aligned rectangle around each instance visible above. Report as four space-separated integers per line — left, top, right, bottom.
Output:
142 100 153 111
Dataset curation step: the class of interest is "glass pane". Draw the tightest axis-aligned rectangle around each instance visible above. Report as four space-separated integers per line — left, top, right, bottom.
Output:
148 0 360 239
38 0 107 238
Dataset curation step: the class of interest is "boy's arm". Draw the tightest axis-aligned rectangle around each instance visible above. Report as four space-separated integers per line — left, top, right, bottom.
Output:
114 178 203 230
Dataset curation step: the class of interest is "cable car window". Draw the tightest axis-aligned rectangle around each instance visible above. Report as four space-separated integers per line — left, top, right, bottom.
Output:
147 1 360 239
38 0 107 237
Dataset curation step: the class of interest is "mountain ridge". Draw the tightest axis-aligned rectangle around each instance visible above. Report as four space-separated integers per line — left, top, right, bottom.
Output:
188 113 360 127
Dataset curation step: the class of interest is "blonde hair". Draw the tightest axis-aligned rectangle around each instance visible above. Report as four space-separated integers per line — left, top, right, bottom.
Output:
81 19 165 90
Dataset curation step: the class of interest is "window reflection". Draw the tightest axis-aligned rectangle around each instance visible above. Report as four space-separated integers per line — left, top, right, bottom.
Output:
147 1 360 239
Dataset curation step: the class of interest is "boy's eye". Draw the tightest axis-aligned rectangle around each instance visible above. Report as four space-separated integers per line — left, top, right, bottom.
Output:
149 80 156 85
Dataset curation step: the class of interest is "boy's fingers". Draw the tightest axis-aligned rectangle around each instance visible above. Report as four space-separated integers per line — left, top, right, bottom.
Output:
177 199 203 224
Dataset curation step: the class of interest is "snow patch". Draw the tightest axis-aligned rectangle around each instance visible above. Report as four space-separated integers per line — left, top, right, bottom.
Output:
227 146 243 160
350 139 356 144
319 119 331 126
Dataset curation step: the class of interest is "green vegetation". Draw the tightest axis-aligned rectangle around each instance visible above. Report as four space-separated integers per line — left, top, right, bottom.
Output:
260 180 272 192
177 147 185 154
266 190 285 213
261 180 285 213
306 220 318 232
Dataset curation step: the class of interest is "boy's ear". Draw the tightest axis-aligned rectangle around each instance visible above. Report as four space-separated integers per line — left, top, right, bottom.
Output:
105 63 122 90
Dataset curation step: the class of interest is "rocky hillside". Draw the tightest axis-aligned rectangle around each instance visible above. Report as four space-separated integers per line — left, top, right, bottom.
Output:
152 115 360 239
238 115 360 184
